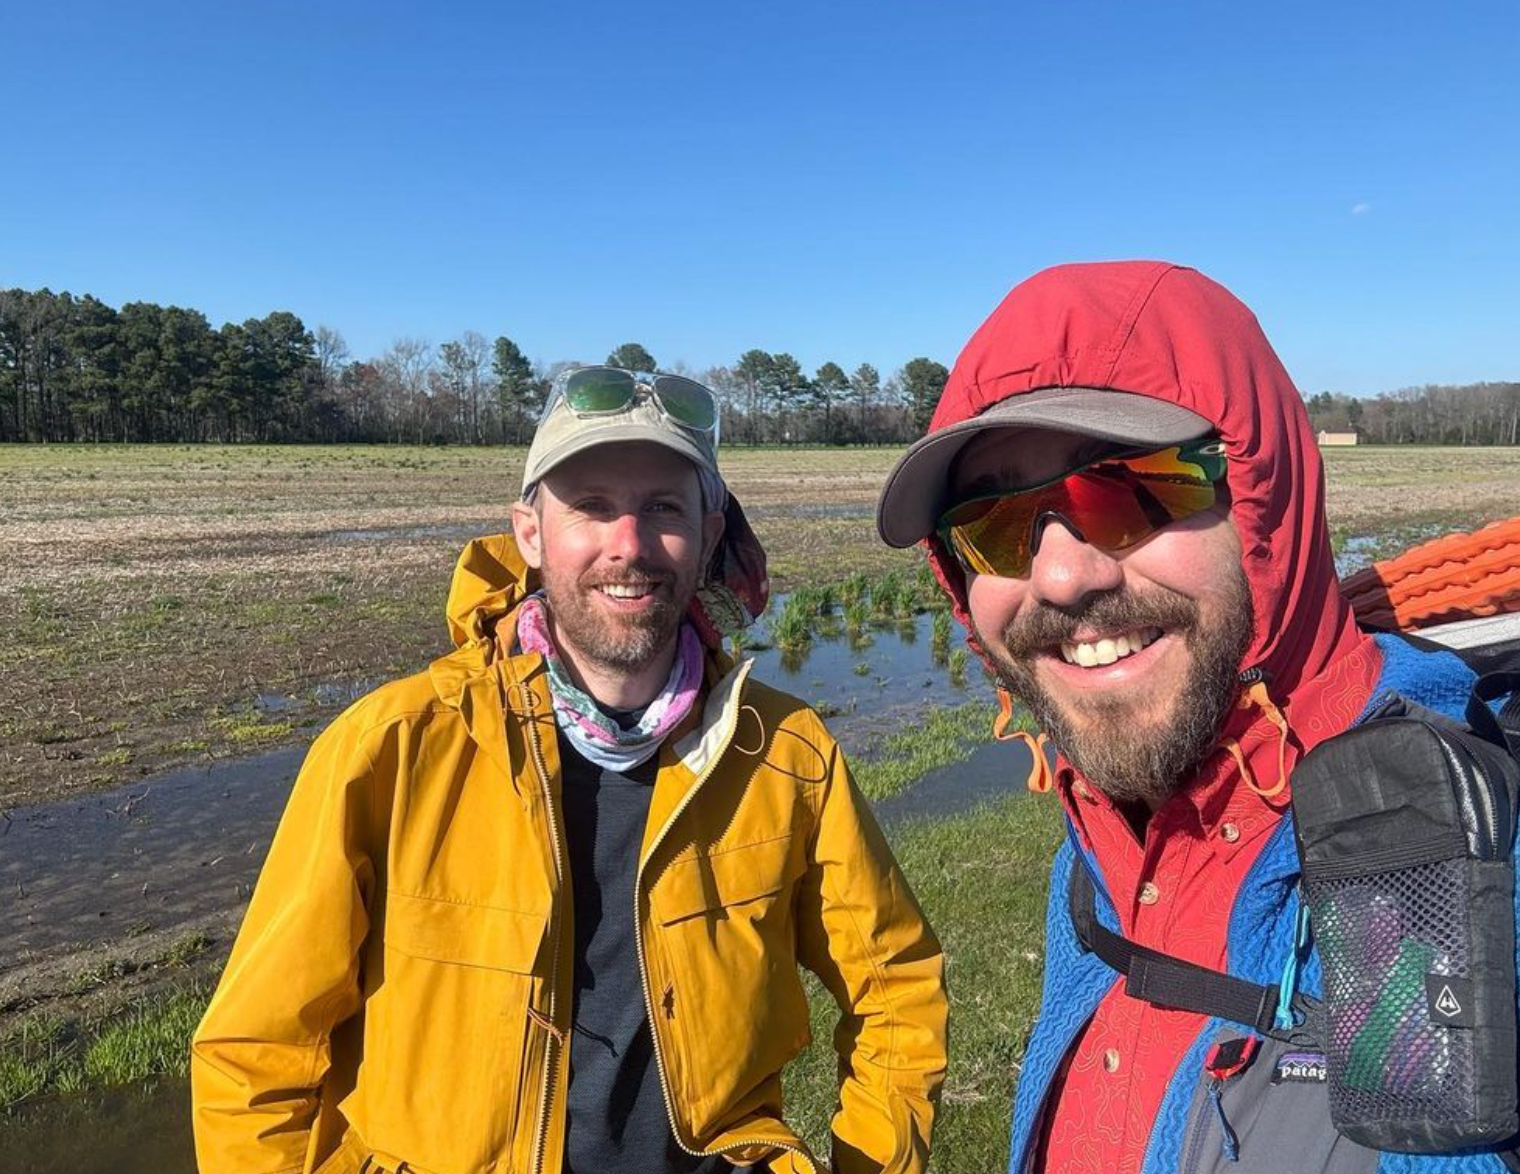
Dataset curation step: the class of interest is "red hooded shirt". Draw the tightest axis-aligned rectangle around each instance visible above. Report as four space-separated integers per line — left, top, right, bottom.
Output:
919 261 1383 1173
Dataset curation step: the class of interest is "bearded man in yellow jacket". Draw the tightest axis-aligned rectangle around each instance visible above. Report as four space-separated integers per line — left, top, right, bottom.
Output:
190 366 948 1174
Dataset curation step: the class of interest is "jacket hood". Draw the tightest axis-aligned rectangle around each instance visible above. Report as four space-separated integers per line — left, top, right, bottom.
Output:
446 533 539 651
920 260 1365 713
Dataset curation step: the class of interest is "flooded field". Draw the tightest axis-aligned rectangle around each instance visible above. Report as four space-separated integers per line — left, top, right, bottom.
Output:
5 443 1515 807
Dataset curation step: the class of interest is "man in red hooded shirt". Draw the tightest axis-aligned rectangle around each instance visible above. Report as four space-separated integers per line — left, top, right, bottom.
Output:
876 261 1520 1174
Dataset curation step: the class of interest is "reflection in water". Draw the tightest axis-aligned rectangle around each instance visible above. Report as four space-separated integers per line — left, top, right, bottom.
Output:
7 1080 195 1174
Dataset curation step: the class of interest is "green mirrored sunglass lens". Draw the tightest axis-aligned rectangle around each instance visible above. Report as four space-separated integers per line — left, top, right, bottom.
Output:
564 369 636 412
654 377 717 429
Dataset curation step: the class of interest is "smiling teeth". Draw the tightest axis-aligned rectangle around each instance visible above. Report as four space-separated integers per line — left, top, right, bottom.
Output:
1060 628 1162 667
599 584 653 599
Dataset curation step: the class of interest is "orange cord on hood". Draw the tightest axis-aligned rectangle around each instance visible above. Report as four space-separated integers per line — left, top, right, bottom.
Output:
994 687 1055 793
1220 678 1291 801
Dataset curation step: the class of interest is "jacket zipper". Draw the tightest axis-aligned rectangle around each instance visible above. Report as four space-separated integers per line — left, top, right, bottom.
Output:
632 664 819 1174
1179 1062 1250 1174
519 677 568 1174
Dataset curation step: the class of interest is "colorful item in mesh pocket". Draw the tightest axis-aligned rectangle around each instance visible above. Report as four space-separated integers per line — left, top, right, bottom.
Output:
1385 958 1456 1097
1344 937 1436 1095
1318 887 1402 985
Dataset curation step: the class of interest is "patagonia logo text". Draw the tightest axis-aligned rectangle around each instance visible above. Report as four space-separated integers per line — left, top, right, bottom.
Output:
1272 1051 1327 1084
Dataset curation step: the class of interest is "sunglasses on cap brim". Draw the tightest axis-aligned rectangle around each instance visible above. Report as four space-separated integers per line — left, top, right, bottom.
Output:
936 439 1229 579
541 366 720 439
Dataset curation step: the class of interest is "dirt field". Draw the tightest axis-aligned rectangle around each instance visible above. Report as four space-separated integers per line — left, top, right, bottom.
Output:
3 443 1517 807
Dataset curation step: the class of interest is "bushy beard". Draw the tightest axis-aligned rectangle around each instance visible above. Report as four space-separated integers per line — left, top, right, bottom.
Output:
539 558 696 676
982 568 1254 808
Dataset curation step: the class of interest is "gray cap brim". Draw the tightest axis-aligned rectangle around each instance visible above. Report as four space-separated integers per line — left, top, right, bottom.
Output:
875 387 1213 548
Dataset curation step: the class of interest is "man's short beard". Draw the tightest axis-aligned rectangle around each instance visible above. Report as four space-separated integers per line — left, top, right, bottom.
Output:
982 568 1254 808
539 560 694 677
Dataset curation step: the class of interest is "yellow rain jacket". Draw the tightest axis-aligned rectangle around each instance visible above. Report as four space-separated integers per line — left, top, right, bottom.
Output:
191 535 947 1174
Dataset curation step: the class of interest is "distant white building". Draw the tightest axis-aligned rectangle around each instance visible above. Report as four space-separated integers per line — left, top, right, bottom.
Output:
1317 430 1359 446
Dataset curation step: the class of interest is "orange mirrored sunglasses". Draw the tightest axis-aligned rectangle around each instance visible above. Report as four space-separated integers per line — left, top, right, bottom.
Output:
937 440 1229 578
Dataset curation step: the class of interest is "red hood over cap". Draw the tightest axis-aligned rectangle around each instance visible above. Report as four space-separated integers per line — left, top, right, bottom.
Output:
895 259 1367 710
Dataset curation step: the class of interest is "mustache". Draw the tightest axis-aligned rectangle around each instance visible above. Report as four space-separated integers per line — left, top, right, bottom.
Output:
582 564 673 590
1001 588 1198 658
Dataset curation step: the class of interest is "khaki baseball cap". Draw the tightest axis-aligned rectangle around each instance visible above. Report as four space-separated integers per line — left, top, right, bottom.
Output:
521 392 718 495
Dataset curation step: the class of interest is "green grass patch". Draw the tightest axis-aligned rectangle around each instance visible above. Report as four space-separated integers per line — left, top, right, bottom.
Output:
1 985 210 1110
852 700 1032 800
771 595 817 652
80 989 207 1089
931 610 953 664
213 715 297 746
163 932 213 968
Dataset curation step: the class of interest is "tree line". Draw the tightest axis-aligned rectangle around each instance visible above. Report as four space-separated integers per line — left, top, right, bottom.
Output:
3 285 1513 446
0 287 950 445
1306 385 1520 446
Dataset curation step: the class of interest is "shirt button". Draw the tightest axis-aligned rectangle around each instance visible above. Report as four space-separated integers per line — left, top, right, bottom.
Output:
1103 1048 1121 1073
1073 779 1092 801
1221 822 1241 843
1138 882 1160 906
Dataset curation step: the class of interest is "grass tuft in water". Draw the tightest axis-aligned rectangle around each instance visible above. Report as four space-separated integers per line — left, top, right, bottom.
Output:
930 610 952 664
839 571 870 609
870 570 905 620
771 597 816 652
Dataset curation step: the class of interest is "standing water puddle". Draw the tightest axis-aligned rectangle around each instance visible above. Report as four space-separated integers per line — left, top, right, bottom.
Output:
7 1081 192 1174
4 600 1033 1167
744 596 996 749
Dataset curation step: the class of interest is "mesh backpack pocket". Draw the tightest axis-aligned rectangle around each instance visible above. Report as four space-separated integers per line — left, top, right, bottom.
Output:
1293 694 1519 1153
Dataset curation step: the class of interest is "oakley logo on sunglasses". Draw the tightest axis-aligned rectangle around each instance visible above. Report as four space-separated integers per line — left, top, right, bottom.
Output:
937 440 1229 579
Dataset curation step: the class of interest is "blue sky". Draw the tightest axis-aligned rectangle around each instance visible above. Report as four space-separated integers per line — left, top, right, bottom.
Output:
3 0 1516 395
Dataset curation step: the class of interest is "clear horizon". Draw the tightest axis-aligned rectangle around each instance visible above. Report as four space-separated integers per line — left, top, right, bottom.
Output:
3 0 1516 397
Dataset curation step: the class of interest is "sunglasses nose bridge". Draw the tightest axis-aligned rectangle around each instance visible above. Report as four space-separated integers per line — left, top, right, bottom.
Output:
1029 509 1088 562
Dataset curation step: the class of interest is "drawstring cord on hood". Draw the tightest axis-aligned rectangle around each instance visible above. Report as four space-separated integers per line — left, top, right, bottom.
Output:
1219 673 1292 802
994 686 1055 794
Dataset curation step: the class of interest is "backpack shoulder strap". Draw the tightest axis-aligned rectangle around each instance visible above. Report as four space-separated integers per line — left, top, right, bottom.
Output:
1067 863 1283 1036
1469 669 1520 762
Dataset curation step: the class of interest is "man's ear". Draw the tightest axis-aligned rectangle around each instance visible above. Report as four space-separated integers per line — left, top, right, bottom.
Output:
700 509 726 578
512 501 544 569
